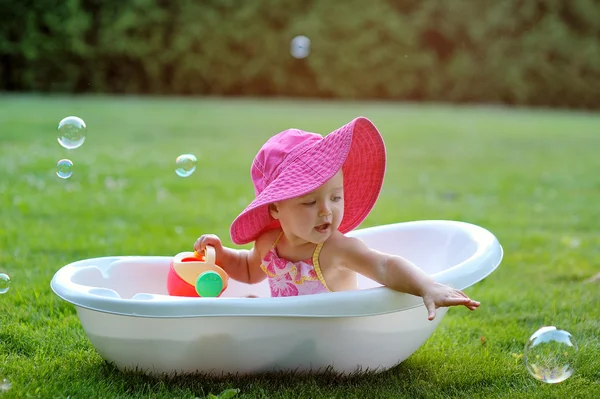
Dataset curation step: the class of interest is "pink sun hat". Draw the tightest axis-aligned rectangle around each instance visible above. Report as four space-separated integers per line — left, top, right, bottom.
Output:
230 116 386 245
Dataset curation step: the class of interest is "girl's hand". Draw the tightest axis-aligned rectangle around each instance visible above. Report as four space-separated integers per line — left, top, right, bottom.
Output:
421 282 480 321
193 234 224 256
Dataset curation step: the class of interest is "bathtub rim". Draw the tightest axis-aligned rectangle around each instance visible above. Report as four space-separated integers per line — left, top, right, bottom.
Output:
50 220 503 319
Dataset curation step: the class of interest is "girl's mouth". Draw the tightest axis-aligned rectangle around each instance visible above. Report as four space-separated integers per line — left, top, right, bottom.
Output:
315 223 331 233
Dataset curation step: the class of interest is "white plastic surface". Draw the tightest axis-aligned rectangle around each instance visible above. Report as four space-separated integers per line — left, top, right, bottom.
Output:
50 220 503 375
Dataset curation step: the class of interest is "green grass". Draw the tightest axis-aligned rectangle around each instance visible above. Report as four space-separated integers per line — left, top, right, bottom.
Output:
1 94 599 398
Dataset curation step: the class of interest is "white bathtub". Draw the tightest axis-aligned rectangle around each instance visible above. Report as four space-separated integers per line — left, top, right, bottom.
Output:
50 220 503 376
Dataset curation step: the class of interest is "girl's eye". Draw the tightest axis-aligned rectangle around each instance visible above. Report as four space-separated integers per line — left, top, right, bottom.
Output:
332 196 342 202
302 201 316 206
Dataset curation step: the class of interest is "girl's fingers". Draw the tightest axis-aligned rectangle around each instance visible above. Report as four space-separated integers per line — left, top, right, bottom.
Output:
443 297 479 307
194 238 205 252
427 306 436 320
424 299 437 320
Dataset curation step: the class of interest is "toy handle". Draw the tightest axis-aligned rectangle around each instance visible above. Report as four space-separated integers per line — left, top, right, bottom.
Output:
202 245 217 266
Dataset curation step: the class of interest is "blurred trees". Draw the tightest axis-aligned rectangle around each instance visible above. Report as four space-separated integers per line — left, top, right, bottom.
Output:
0 0 598 108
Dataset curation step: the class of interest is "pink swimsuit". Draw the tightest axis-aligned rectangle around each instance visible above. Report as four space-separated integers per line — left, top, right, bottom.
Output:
260 232 331 297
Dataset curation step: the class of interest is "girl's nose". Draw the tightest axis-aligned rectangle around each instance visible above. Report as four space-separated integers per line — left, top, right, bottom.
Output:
318 205 331 217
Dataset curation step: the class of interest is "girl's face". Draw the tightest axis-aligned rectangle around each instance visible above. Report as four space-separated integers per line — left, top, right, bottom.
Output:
270 170 344 245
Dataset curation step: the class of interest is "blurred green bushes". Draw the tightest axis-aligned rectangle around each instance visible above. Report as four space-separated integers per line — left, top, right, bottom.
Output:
1 0 599 108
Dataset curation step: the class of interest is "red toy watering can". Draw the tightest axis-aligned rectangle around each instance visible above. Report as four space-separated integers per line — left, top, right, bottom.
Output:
167 245 229 297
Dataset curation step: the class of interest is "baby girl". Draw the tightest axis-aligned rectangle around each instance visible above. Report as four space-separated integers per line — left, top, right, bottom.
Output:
194 117 479 320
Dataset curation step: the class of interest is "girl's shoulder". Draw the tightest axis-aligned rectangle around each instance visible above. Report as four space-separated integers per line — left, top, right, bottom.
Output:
322 231 367 259
324 230 354 247
255 228 283 256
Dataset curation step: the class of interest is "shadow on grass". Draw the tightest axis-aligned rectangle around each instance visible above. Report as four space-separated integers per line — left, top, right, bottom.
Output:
87 359 437 396
80 358 526 398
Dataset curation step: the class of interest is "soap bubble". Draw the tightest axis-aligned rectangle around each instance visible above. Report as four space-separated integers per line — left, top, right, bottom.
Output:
56 159 73 179
58 116 87 149
0 274 10 294
0 378 11 392
524 326 578 383
291 35 311 59
175 154 197 177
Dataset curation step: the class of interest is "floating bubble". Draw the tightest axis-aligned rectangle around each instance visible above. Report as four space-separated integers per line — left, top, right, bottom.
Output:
561 236 581 248
175 154 197 177
524 326 578 383
58 116 86 149
291 35 311 59
56 159 73 179
0 378 11 393
0 274 10 294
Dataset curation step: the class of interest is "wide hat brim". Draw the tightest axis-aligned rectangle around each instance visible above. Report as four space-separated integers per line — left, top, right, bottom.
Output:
230 116 386 245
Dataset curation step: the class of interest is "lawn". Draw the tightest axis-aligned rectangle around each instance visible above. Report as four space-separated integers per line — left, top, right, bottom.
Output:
0 94 599 398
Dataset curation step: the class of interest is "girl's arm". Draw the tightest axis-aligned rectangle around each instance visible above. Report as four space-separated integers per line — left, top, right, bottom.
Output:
336 236 432 296
336 236 479 320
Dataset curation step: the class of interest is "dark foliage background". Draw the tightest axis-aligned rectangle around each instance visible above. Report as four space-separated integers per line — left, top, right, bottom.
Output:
1 0 599 108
